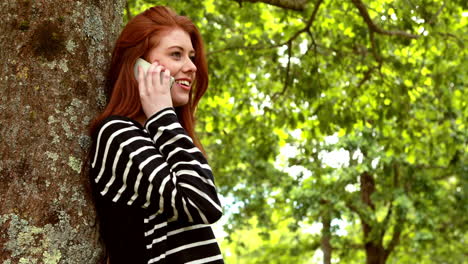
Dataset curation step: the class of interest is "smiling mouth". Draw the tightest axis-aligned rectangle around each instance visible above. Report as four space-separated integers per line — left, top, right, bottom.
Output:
176 80 190 86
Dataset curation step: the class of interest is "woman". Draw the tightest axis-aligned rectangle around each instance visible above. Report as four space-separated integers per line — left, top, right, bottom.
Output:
88 6 224 264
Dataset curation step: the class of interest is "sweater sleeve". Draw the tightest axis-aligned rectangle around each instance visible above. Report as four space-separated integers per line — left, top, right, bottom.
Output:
90 108 222 224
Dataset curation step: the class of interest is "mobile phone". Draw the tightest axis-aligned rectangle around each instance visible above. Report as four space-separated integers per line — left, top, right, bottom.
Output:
134 58 175 88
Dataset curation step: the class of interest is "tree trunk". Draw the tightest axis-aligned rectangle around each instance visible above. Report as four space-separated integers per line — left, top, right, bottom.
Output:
360 172 387 264
0 0 125 263
364 242 386 264
321 211 332 264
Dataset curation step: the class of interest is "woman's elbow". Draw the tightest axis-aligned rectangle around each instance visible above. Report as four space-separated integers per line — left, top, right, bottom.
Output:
205 207 223 224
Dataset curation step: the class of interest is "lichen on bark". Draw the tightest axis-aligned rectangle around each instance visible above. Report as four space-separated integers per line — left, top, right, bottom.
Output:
1 212 101 264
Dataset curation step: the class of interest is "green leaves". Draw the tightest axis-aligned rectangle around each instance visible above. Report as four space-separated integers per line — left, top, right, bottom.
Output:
126 1 467 262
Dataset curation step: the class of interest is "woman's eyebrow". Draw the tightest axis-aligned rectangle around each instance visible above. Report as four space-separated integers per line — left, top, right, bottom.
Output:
168 45 195 54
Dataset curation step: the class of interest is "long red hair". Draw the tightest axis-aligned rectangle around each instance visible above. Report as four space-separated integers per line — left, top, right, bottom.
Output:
89 6 208 152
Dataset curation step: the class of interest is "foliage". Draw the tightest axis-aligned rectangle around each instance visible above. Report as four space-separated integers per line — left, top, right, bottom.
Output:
127 0 467 263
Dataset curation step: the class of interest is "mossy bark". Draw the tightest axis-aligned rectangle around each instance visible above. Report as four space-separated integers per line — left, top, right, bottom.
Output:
0 0 126 263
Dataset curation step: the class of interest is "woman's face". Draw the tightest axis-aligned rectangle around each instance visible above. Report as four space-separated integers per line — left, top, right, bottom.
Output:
146 28 197 107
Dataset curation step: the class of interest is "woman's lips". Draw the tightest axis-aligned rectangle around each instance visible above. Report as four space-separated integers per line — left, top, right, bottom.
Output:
175 79 191 91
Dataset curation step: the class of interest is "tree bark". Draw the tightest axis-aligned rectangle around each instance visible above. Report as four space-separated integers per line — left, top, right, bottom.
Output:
0 0 125 263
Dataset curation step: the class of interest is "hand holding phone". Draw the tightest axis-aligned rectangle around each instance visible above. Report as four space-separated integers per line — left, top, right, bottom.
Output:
135 58 174 118
134 58 175 88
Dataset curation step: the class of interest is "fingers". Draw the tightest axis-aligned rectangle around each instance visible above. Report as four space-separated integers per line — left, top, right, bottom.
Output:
147 64 162 91
137 61 173 117
146 62 171 90
161 69 171 86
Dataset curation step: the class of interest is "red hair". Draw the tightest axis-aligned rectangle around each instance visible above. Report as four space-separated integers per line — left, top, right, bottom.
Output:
89 6 208 152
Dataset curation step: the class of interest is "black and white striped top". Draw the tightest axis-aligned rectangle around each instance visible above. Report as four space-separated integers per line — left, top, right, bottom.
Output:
90 107 224 264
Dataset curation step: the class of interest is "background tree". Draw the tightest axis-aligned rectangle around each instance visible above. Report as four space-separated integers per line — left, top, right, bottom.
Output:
132 0 465 263
0 0 126 262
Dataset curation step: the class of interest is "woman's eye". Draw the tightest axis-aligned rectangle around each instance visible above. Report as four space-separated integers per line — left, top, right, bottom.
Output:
171 52 182 59
189 56 196 62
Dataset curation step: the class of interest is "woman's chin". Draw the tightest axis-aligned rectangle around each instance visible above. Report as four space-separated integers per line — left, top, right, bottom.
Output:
172 96 189 107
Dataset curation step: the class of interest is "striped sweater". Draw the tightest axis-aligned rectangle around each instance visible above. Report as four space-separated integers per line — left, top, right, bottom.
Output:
90 107 224 264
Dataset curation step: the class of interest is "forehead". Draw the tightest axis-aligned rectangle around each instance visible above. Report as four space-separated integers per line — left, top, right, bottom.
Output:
152 28 194 52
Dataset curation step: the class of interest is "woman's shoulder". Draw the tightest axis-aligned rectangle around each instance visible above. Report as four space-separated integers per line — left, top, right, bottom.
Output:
93 115 144 138
104 115 140 124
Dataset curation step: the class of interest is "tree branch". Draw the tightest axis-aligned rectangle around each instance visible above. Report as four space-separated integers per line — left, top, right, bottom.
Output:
380 163 400 238
384 208 405 260
280 0 323 46
207 43 272 55
270 0 323 100
125 1 133 21
414 164 457 180
208 0 323 56
346 201 370 225
357 67 375 88
382 163 405 260
435 32 464 47
433 173 456 181
369 31 382 64
415 164 449 170
272 40 293 100
426 1 446 25
350 0 420 39
299 30 316 58
332 243 364 250
309 31 323 92
385 222 403 257
235 0 308 11
346 202 363 220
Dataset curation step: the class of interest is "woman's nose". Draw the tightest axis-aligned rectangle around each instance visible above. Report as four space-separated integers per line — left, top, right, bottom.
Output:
182 58 197 73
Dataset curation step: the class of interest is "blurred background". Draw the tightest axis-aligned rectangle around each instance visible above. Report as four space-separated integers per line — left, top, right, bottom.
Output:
121 1 468 263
